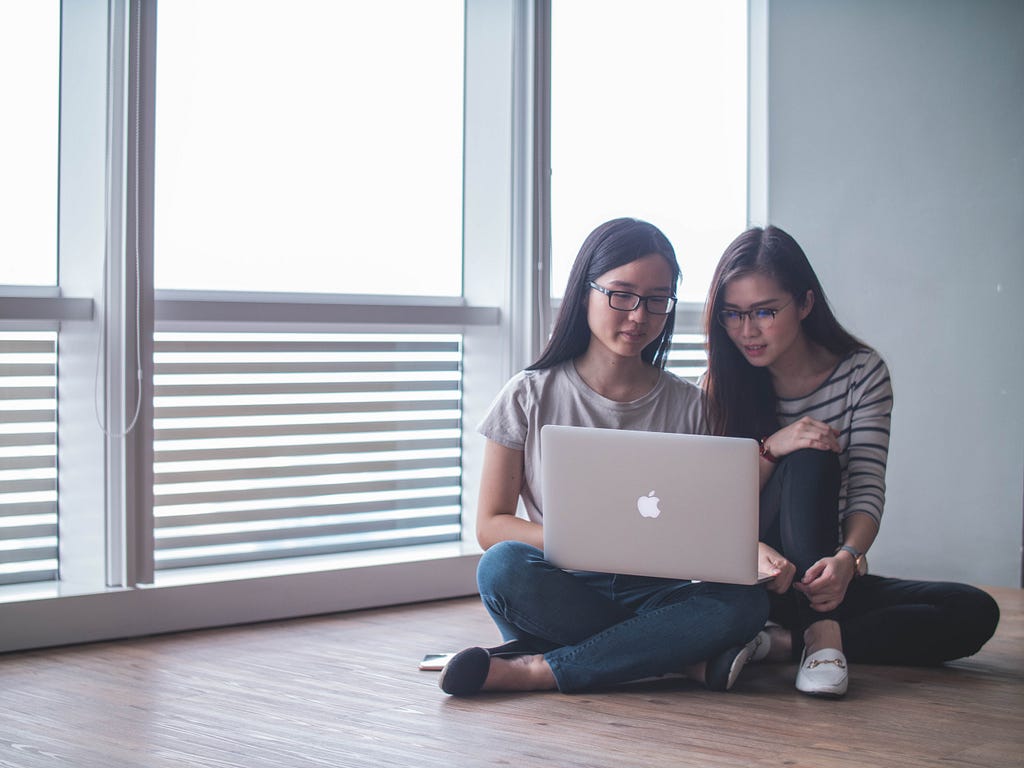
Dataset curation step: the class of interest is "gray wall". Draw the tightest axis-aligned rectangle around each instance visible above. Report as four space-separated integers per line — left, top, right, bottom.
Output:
766 0 1023 587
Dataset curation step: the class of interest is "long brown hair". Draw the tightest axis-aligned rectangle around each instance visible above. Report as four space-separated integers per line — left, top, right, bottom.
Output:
703 226 867 438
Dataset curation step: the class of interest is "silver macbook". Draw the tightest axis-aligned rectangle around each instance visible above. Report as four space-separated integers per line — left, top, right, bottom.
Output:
541 424 769 585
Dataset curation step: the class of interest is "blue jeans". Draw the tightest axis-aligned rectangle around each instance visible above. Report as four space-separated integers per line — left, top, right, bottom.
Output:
476 541 768 693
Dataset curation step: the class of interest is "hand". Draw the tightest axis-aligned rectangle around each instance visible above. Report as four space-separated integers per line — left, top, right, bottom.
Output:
764 417 840 459
757 542 796 594
793 554 856 612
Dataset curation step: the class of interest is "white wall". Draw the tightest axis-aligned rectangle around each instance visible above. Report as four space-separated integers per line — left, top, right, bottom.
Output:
765 0 1023 586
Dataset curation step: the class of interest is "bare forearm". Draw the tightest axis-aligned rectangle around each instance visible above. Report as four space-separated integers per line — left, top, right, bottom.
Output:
477 512 544 551
841 513 878 553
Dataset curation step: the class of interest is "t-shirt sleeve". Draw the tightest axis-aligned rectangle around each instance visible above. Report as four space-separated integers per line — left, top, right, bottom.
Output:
477 372 531 450
841 352 893 527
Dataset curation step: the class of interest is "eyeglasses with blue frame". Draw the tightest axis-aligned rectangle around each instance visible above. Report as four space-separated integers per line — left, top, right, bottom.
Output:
717 300 794 330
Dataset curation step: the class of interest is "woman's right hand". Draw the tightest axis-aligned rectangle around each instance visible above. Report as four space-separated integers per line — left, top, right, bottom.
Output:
757 542 796 594
764 416 840 459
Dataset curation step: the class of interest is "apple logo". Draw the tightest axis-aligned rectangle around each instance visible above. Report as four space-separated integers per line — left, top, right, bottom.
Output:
637 490 662 519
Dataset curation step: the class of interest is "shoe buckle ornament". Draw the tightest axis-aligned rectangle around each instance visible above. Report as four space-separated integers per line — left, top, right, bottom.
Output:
806 657 846 670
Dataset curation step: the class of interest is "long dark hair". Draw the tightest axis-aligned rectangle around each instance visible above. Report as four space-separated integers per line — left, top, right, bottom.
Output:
529 218 680 371
703 225 868 438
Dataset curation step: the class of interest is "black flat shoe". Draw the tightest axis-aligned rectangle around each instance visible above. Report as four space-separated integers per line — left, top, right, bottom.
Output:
439 639 539 696
438 647 491 696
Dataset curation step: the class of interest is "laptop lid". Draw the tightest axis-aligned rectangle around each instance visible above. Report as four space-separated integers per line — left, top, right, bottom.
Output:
540 425 762 585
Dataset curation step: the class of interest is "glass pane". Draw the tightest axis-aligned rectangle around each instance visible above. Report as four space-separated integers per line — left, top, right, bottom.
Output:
551 0 747 304
0 2 59 286
154 0 464 296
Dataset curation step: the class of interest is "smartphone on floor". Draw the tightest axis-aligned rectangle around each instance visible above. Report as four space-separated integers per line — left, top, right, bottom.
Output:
418 652 456 671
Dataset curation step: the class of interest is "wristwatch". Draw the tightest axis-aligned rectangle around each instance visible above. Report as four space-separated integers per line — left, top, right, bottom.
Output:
836 544 862 562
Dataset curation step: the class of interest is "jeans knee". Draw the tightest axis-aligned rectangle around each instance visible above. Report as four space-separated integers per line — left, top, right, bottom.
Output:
476 540 542 595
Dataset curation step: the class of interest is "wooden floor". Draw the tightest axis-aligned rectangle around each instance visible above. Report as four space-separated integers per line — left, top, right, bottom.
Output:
1 587 1021 768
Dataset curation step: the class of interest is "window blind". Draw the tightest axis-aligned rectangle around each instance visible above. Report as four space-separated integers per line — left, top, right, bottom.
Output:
0 332 58 585
153 332 463 571
667 331 708 383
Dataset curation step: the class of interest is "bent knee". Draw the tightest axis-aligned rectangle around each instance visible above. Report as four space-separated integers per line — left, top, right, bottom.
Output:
954 587 1001 651
782 447 840 475
476 540 543 593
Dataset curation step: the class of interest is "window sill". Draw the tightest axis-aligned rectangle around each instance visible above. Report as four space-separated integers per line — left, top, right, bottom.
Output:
0 542 481 653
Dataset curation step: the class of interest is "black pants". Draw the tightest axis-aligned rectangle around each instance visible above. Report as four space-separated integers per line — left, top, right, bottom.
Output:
760 449 1000 665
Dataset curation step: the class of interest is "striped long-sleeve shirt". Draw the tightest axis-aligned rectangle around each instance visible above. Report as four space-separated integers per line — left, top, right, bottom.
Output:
776 348 893 529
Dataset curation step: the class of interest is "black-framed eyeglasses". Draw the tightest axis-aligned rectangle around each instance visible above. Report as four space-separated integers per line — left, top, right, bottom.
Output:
717 300 793 330
588 282 677 315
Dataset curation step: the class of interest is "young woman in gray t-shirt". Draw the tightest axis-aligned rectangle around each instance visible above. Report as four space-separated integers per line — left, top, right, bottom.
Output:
438 218 778 697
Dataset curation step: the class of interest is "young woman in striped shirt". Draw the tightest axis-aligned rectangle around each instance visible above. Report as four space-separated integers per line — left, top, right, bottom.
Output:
701 225 999 697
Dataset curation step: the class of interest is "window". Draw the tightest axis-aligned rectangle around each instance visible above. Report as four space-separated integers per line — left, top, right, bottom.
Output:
550 0 748 305
0 1 748 651
146 0 472 580
0 2 59 287
0 3 60 587
154 0 464 297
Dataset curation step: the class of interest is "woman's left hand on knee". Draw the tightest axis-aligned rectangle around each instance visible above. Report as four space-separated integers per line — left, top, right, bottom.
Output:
793 555 855 612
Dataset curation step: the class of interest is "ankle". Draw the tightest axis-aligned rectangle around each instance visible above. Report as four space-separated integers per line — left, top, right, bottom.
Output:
484 654 556 692
764 626 791 663
803 620 842 655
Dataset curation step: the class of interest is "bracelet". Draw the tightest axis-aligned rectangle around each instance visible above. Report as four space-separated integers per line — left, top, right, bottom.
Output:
758 437 778 464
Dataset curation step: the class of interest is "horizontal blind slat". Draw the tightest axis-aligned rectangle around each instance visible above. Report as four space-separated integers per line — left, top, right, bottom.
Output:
154 398 460 420
154 455 459 485
0 340 55 353
0 433 57 448
0 386 55 400
157 510 461 549
155 360 459 375
154 380 457 397
155 528 460 570
155 474 459 507
0 501 58 517
155 417 460 442
0 409 56 424
0 455 56 471
157 340 460 353
155 436 460 464
155 494 462 528
0 478 56 494
0 364 55 377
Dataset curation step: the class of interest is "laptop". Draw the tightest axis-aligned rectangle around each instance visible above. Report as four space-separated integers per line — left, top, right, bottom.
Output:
540 424 770 585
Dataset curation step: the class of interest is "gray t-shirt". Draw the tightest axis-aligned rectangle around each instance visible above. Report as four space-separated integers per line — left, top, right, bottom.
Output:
477 360 706 523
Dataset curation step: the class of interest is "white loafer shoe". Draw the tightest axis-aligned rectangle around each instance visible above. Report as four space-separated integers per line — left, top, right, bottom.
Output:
748 629 771 663
796 648 848 697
